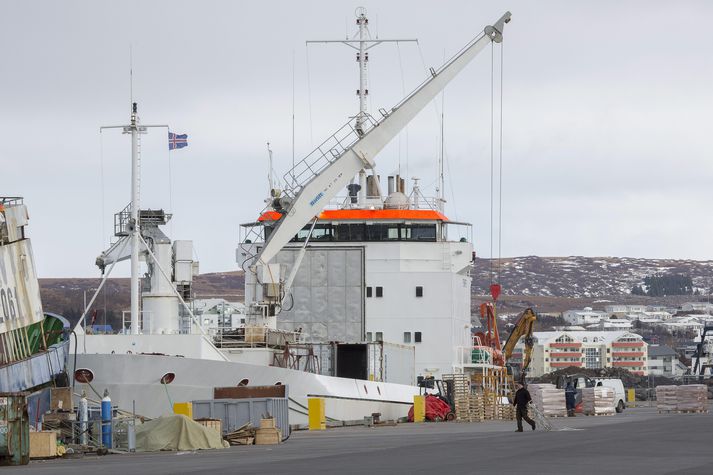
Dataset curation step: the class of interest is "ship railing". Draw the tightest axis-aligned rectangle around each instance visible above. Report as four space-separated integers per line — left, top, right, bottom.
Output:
212 327 306 349
114 202 132 237
281 113 378 200
455 345 496 367
0 197 23 207
120 310 153 334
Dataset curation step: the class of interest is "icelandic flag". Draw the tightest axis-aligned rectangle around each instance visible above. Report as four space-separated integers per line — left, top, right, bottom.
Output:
168 132 188 150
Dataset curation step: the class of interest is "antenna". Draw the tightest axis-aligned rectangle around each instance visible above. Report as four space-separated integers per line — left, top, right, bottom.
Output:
267 142 274 192
129 45 133 111
292 50 296 175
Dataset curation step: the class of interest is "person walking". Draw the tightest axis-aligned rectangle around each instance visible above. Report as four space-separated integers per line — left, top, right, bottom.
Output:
565 381 577 417
513 383 536 432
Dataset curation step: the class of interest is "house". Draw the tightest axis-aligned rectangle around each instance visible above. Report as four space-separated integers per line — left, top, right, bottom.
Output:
605 304 647 316
647 345 686 377
682 302 713 313
592 319 633 331
562 307 608 326
514 331 648 377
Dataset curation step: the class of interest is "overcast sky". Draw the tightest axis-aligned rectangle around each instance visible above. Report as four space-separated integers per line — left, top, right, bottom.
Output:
2 1 712 278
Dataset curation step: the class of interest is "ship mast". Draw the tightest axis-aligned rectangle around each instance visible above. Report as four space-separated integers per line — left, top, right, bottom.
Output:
307 7 417 204
127 103 142 335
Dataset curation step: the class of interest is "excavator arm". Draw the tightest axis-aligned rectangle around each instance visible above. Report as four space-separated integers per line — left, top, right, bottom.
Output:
503 308 537 379
252 12 512 269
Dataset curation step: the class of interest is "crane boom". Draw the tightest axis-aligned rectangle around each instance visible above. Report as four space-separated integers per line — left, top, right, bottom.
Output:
254 12 511 269
503 308 537 380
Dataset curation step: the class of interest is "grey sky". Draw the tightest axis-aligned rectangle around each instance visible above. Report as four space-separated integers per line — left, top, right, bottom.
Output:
2 1 712 278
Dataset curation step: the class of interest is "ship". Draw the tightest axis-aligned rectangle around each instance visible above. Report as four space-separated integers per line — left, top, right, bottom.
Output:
70 10 512 424
0 197 69 393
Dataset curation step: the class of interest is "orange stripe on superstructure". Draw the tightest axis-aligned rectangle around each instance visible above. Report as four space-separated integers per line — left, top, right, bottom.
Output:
257 209 448 222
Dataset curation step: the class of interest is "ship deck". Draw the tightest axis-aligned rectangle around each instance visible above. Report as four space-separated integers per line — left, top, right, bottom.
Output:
13 405 712 474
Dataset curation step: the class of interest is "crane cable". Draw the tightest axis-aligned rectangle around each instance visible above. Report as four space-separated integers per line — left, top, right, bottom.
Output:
489 40 505 285
498 41 504 284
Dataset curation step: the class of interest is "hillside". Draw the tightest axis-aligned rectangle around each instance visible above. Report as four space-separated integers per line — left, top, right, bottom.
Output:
40 256 713 326
471 256 713 298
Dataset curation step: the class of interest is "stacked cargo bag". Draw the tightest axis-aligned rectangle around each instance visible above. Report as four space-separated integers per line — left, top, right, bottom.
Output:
582 387 616 415
675 385 708 412
655 385 678 412
528 384 567 417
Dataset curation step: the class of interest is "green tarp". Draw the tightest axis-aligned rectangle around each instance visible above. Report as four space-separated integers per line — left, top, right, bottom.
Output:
135 415 228 452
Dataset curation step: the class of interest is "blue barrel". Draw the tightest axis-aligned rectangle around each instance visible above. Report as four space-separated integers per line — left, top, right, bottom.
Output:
101 391 112 448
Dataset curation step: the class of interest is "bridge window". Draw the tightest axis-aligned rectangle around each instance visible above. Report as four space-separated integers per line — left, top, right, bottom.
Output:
375 286 383 298
416 286 423 297
401 224 437 241
366 286 372 298
334 223 365 241
415 332 422 343
404 332 411 343
293 224 333 242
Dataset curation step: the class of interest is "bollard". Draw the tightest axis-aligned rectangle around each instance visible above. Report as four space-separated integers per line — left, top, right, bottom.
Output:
627 388 636 405
173 402 193 419
413 395 426 423
308 398 326 430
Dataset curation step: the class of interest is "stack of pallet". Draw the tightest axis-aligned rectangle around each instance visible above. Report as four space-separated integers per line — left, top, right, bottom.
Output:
528 384 566 418
676 385 708 412
454 393 485 422
224 423 256 445
582 387 616 416
495 403 515 420
655 385 678 412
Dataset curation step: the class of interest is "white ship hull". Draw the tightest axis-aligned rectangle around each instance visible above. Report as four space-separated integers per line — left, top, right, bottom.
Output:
72 352 418 425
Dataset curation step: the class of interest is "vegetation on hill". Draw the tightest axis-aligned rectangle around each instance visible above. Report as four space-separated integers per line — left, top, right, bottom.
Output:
631 273 694 297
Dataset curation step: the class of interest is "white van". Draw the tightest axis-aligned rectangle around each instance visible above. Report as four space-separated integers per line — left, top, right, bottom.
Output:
593 378 627 412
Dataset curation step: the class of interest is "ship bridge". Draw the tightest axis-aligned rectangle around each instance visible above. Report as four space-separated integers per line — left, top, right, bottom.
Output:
242 207 472 246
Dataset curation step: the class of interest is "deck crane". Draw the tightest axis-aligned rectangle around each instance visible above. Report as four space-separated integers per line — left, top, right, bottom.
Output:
246 12 512 322
502 308 537 383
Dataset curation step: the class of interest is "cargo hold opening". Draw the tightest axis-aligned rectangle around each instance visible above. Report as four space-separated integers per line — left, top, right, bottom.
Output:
336 343 368 380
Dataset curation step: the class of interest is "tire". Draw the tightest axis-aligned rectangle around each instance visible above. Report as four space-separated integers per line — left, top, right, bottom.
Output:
615 400 625 413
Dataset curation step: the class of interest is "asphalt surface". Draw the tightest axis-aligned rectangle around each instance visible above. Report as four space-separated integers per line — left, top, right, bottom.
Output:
10 406 713 474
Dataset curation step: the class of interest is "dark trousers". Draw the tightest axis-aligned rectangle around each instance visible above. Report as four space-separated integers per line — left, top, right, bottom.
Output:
516 405 535 431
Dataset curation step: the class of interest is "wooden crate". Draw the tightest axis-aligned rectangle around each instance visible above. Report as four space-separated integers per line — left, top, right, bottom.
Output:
195 418 222 435
50 387 72 411
255 427 281 445
259 417 276 429
30 431 57 458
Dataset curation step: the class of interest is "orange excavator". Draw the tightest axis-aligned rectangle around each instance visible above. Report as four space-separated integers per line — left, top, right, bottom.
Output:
475 300 537 383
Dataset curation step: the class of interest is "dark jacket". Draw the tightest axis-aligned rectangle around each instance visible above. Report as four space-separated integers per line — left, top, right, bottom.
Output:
513 387 531 408
565 384 576 408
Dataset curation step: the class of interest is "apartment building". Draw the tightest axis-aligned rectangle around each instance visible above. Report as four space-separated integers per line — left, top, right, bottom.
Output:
512 330 648 377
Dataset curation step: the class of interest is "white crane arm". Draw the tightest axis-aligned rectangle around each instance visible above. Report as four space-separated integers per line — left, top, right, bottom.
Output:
255 12 511 268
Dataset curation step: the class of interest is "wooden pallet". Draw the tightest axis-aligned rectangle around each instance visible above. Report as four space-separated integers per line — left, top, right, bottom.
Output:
583 412 615 417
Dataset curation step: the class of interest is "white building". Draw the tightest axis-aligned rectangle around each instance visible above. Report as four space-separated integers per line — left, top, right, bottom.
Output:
682 302 713 313
661 317 705 334
563 307 608 326
647 345 687 377
605 304 647 316
593 319 633 331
